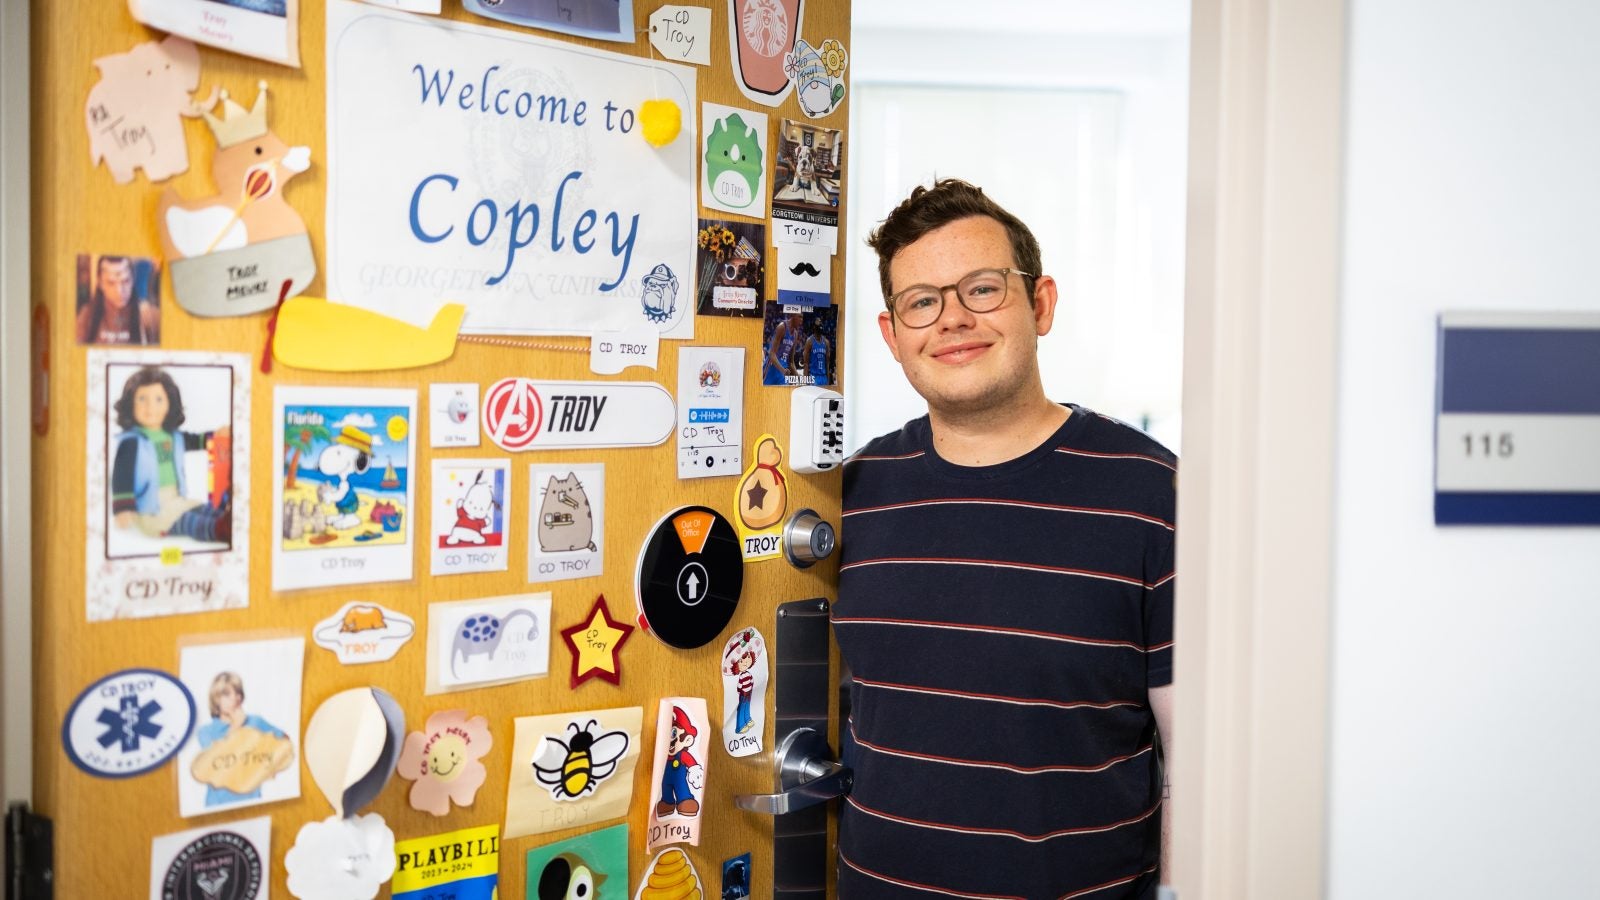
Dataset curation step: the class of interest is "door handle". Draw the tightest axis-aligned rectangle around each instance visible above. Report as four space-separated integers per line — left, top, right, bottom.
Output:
733 726 853 815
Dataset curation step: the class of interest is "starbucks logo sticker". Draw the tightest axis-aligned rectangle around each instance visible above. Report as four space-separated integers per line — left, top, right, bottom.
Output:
61 668 195 778
163 830 263 900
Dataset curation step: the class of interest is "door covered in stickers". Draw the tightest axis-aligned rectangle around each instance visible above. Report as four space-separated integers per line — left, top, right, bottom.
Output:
33 0 850 896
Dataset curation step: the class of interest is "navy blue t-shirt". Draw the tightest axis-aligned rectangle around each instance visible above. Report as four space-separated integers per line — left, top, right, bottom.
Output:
834 405 1176 899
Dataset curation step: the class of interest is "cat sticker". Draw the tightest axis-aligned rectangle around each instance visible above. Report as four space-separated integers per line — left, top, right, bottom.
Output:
430 459 511 576
425 593 552 695
527 464 605 585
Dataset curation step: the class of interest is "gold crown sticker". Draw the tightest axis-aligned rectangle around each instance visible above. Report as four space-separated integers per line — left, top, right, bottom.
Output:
203 80 270 148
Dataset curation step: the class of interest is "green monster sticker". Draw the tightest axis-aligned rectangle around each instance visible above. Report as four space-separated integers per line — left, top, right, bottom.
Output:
705 112 764 211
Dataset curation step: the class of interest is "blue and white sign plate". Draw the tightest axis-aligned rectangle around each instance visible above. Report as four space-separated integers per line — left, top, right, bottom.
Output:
1435 312 1600 525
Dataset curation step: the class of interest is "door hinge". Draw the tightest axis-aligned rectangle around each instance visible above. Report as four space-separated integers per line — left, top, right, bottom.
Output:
5 803 52 900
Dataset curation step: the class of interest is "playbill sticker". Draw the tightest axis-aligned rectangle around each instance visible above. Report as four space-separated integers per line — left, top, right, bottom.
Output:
431 459 511 576
392 824 499 900
271 386 417 592
429 383 480 447
149 816 270 900
311 601 416 666
504 707 643 841
177 636 304 818
326 0 696 339
528 463 605 584
86 350 251 622
702 103 769 219
426 593 552 694
677 347 745 479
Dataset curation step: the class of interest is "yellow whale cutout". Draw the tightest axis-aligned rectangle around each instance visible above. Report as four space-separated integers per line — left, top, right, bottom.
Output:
273 297 466 371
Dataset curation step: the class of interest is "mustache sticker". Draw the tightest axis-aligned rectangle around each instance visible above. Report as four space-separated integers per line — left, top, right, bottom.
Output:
787 262 821 277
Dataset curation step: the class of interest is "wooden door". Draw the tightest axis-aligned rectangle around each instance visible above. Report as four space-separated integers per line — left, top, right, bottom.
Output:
30 1 848 895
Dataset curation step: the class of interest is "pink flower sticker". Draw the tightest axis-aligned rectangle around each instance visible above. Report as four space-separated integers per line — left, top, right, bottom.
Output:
397 710 492 816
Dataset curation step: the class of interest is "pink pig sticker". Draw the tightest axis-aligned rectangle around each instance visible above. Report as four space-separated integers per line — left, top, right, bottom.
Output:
85 36 216 185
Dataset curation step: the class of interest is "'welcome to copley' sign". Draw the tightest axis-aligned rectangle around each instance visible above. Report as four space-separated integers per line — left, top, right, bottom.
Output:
326 0 696 338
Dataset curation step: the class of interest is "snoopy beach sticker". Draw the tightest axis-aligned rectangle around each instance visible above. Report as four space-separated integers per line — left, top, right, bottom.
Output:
271 386 417 592
431 459 510 576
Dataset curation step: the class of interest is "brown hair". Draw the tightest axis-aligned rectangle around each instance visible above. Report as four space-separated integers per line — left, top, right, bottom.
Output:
866 178 1041 311
207 671 244 718
113 366 185 432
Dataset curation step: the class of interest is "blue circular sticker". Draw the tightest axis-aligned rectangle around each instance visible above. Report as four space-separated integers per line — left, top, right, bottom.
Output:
62 668 196 779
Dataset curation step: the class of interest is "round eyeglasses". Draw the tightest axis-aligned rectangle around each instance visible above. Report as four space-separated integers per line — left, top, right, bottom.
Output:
887 267 1035 329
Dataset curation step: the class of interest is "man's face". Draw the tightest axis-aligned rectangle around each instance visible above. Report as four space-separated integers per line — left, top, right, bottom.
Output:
877 216 1057 416
100 260 133 310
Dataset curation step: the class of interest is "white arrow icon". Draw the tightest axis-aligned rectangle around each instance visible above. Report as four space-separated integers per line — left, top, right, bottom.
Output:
684 571 700 600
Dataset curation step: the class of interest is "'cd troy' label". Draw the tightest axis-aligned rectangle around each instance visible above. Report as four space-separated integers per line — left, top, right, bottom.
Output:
62 668 196 779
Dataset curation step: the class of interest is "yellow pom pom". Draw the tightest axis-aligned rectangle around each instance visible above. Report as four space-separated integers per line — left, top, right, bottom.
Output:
640 99 683 147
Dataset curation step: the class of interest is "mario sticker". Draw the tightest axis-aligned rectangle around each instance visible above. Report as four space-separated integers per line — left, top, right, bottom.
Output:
719 628 768 757
646 697 710 851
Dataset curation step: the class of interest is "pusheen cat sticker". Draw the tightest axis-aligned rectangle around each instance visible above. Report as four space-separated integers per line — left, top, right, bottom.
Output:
425 593 552 695
431 459 511 576
527 464 605 585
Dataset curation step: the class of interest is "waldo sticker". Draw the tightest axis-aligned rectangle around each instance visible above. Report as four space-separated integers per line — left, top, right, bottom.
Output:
431 459 511 576
311 601 416 665
733 434 788 561
63 668 196 779
702 102 769 219
720 628 768 757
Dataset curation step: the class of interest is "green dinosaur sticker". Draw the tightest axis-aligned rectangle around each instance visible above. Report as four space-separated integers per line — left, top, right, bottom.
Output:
703 104 768 216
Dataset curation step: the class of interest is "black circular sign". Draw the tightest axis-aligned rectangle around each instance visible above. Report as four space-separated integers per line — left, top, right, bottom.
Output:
635 506 743 648
163 830 263 900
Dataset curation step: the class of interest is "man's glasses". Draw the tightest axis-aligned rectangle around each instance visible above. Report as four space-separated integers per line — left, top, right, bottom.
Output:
887 267 1034 329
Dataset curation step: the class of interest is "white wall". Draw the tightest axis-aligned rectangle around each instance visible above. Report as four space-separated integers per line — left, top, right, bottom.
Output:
844 22 1189 452
1329 2 1600 896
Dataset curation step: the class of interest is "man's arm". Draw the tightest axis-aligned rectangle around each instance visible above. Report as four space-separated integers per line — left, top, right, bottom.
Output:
1150 683 1175 882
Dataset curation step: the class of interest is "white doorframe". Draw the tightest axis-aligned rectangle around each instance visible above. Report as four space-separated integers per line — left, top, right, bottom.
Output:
1172 0 1345 896
0 0 33 808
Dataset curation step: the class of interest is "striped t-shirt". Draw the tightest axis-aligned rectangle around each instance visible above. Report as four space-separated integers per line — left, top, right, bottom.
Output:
834 406 1175 900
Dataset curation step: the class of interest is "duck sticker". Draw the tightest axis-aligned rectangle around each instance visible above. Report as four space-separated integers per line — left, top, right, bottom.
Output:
396 710 492 816
702 103 769 218
504 709 643 841
431 459 511 576
271 386 417 592
527 824 628 900
646 698 710 851
158 80 316 318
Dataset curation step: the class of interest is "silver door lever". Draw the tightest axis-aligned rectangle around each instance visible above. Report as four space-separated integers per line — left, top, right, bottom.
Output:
733 727 853 815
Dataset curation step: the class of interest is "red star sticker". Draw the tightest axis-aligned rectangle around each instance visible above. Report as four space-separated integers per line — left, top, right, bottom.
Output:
560 594 635 688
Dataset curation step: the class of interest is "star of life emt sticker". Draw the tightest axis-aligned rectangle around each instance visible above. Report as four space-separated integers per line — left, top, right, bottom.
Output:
63 668 197 778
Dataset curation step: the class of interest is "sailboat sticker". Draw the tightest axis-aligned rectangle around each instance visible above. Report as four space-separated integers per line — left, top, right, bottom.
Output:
380 457 400 490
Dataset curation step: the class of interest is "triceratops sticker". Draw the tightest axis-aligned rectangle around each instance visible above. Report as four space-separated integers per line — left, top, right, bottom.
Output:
701 103 768 219
157 81 316 318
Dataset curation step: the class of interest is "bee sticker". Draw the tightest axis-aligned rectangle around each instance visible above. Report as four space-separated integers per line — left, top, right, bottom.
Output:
533 719 631 801
504 707 644 841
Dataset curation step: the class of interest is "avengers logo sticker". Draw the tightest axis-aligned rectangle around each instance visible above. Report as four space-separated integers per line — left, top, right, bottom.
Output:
159 826 265 900
62 668 196 778
482 379 676 452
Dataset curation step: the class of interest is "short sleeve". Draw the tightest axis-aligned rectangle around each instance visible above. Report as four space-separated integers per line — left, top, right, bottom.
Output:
1145 528 1175 688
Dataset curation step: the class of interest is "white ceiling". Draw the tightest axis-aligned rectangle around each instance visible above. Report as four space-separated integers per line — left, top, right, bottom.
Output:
851 0 1191 36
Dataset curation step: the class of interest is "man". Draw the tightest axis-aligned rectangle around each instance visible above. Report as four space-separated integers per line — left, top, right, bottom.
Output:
800 317 832 386
834 179 1175 898
77 255 159 345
